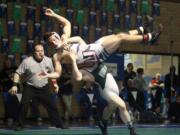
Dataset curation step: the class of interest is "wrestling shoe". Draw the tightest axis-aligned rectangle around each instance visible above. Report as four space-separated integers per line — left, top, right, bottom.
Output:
129 127 138 135
143 15 155 34
150 24 163 44
56 124 69 129
13 123 24 131
97 120 108 135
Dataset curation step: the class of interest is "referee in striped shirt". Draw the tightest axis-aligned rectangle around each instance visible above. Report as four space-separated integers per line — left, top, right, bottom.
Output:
9 44 66 130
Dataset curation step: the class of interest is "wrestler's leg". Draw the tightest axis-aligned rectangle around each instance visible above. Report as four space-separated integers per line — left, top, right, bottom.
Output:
128 15 154 35
101 73 138 135
99 24 162 54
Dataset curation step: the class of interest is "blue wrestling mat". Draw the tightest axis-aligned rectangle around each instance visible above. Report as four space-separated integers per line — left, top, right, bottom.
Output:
0 124 180 135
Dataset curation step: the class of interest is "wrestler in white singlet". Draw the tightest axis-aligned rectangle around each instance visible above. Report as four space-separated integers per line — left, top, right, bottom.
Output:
70 39 120 104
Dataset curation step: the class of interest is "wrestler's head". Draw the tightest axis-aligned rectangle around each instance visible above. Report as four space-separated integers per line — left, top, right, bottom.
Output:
44 32 63 49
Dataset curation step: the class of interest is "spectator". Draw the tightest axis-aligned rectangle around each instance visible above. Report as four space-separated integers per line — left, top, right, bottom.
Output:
168 93 180 123
149 73 166 116
124 63 136 89
164 65 179 101
0 58 20 127
133 68 149 111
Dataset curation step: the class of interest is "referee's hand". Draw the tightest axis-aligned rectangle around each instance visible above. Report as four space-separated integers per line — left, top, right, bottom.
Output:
9 86 18 95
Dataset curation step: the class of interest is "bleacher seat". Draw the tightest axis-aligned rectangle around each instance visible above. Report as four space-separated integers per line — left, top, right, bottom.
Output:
11 37 23 54
82 25 89 42
13 3 22 22
152 1 160 16
66 8 74 22
26 39 34 54
95 27 102 40
136 15 142 28
113 13 120 28
76 9 85 25
0 3 7 18
106 0 115 12
124 14 131 30
1 37 9 53
141 0 151 15
72 25 79 36
34 22 41 37
7 20 15 35
118 0 126 15
26 5 36 20
100 11 107 26
72 0 81 10
129 0 137 14
19 21 27 36
89 11 96 26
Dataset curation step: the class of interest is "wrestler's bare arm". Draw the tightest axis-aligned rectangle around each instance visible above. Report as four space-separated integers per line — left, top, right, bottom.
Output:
45 8 71 39
67 36 87 46
42 53 62 79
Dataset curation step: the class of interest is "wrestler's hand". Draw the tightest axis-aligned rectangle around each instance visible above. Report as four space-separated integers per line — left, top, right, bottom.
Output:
9 86 18 95
45 8 55 17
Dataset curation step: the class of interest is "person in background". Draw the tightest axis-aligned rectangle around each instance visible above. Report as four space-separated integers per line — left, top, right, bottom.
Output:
0 58 20 127
124 63 136 88
164 66 178 101
168 93 180 123
133 68 149 111
149 73 165 116
164 65 179 120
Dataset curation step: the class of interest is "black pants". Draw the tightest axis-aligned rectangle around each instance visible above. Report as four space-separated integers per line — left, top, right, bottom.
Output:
2 92 19 121
17 84 63 126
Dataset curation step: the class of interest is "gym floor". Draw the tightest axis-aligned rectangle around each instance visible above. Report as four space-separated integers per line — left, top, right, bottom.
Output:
0 124 180 135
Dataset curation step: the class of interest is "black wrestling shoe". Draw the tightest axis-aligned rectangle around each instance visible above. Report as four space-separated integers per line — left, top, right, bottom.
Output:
129 127 138 135
13 124 24 131
150 24 163 44
56 124 69 129
144 15 154 34
97 120 108 135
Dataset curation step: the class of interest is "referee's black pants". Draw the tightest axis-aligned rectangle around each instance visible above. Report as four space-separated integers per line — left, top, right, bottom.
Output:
17 83 63 127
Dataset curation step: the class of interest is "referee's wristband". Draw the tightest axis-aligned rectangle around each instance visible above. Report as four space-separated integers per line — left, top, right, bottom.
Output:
12 82 18 87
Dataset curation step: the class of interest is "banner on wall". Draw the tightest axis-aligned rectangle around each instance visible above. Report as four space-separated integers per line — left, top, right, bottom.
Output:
146 55 161 69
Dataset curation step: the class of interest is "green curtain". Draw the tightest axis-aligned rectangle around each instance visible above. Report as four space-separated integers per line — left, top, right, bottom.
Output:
13 4 22 21
11 37 22 53
76 10 85 25
141 0 151 15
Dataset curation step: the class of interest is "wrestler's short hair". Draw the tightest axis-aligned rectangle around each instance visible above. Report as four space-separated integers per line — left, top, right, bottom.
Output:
44 32 54 42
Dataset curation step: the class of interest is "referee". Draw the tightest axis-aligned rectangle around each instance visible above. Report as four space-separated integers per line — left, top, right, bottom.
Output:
9 44 66 130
